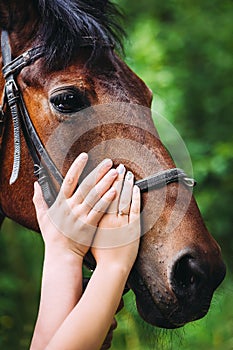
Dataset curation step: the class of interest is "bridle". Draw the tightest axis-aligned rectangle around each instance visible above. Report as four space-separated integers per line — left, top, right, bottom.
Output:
0 30 196 213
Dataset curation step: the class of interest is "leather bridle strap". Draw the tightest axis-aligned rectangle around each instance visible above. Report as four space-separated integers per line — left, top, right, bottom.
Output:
0 30 196 210
2 46 44 79
1 30 62 206
1 30 22 184
135 168 196 191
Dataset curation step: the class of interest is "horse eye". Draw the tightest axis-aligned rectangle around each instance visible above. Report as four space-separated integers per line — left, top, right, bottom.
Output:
50 88 90 114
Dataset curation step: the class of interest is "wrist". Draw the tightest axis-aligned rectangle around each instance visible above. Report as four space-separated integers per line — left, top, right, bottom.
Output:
43 247 84 296
96 261 131 280
44 245 84 267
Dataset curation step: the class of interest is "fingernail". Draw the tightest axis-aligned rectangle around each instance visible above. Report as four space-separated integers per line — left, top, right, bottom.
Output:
102 158 112 167
126 171 133 180
110 169 118 177
34 181 40 189
117 164 125 174
107 188 116 198
79 152 88 159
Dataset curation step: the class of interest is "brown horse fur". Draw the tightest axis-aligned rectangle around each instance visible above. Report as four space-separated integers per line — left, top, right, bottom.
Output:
0 0 225 329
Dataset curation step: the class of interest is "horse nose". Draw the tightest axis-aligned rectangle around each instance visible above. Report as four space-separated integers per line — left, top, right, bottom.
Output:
170 252 226 300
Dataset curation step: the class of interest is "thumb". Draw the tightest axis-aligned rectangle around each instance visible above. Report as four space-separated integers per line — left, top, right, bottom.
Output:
33 182 48 218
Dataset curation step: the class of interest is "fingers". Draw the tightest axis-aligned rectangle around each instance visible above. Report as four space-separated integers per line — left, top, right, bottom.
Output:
87 187 116 225
33 182 48 219
33 182 48 221
118 171 134 216
106 164 126 214
129 185 141 223
72 158 113 204
60 153 88 198
82 169 118 212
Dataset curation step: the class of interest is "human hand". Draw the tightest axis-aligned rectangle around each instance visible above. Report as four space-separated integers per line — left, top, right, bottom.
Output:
91 165 141 272
33 153 118 259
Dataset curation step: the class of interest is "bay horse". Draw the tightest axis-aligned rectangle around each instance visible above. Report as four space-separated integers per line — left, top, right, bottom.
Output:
0 0 225 332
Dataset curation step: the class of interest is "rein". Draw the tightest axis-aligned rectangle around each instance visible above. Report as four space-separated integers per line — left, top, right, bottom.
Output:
0 30 196 210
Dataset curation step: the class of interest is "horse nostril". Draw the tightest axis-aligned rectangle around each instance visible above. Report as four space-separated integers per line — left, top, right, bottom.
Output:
170 254 207 298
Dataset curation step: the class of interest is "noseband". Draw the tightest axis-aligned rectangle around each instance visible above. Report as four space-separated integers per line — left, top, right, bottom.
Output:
0 30 196 209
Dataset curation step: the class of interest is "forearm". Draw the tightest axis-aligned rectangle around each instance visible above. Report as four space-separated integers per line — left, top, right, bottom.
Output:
45 263 129 350
30 248 83 350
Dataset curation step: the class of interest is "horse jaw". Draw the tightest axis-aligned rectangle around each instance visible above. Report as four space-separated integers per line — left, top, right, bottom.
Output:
128 187 226 328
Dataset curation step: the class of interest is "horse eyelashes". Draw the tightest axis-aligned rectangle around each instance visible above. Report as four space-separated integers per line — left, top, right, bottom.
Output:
50 88 90 114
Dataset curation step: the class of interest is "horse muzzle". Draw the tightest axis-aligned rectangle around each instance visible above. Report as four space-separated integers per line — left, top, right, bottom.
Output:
128 249 226 329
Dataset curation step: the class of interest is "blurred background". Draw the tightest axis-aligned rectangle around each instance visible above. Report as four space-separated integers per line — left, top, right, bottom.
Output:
0 0 232 349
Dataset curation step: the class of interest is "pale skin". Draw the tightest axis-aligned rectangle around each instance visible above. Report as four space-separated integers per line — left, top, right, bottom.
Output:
30 153 141 350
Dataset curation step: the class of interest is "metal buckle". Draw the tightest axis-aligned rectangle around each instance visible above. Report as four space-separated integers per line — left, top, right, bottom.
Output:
5 79 19 106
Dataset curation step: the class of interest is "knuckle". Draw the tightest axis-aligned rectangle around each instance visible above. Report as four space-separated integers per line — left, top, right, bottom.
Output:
120 199 130 208
93 200 106 214
78 216 87 229
131 206 139 214
66 176 74 185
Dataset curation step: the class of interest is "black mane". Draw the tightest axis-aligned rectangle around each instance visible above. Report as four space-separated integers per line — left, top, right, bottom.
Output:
36 0 125 70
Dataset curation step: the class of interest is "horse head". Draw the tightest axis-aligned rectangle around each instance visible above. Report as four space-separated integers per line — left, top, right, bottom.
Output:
0 0 225 329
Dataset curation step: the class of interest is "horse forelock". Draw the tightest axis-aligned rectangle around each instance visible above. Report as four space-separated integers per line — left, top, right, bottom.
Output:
35 0 125 71
0 0 125 71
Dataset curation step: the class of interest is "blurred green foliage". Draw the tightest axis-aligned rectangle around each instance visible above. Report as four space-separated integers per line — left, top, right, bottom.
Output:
0 0 232 349
0 221 43 348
